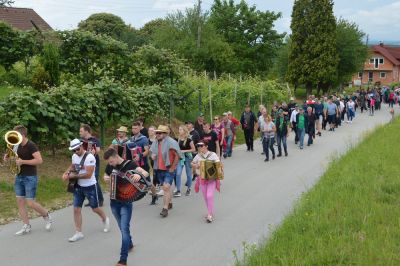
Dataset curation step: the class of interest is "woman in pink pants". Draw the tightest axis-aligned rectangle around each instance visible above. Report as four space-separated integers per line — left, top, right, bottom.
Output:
192 140 221 223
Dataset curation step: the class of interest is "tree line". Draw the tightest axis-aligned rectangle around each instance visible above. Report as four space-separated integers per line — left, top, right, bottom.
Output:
1 0 367 96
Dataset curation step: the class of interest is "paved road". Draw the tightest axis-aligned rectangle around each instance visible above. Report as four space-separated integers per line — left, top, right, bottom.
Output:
0 105 395 266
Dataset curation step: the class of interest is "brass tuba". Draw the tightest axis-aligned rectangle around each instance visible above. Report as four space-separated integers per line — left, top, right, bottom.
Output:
4 130 23 175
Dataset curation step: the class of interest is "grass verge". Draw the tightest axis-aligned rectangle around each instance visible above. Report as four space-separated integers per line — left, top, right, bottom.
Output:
240 117 400 266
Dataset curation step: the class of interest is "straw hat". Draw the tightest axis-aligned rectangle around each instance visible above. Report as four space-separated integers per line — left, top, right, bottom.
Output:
116 126 128 133
155 125 169 133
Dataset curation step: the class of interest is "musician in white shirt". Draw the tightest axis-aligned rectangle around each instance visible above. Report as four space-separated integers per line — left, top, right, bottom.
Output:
62 139 110 243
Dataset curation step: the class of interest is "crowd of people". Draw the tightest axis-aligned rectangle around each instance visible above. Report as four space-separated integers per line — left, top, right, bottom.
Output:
4 85 398 266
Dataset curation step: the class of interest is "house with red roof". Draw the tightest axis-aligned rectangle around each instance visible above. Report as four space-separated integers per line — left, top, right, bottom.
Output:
0 7 52 31
352 43 400 86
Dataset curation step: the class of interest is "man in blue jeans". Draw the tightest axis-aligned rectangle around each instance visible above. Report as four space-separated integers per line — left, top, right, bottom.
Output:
79 124 104 206
150 125 181 218
103 148 149 266
4 125 53 235
222 113 235 158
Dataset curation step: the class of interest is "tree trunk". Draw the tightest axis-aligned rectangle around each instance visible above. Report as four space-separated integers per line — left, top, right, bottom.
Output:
306 83 312 97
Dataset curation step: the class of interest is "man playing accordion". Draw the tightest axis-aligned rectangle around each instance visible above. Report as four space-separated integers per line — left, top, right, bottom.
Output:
111 126 129 159
103 148 150 266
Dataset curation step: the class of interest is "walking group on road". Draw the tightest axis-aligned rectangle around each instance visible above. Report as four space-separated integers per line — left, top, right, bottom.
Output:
2 85 397 266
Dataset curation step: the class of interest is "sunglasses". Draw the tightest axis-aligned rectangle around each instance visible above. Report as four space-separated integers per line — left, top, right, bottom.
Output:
197 144 205 148
214 118 219 120
72 148 80 153
156 132 164 135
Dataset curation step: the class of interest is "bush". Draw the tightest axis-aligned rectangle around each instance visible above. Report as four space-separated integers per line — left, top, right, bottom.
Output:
31 65 51 91
40 43 60 87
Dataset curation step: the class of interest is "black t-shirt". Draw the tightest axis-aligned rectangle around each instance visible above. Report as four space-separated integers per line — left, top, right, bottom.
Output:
105 160 139 203
140 128 149 138
202 131 218 153
190 129 200 145
178 138 193 151
17 140 39 176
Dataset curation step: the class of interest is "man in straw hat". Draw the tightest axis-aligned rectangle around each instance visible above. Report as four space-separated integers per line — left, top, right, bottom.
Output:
150 125 182 218
111 126 129 158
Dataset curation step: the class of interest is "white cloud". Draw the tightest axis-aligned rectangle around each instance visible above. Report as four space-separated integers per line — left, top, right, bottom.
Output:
347 1 400 40
153 0 195 12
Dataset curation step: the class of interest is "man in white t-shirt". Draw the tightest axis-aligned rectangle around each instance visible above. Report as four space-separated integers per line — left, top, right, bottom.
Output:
62 139 110 242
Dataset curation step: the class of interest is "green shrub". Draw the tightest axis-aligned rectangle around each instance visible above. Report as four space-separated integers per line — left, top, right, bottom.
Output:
31 65 51 91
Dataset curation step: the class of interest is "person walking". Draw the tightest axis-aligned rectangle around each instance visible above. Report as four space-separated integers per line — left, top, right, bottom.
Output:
211 116 225 157
275 110 289 157
175 125 195 197
346 98 356 123
290 105 299 144
240 105 257 152
305 107 317 146
103 148 150 266
79 124 104 207
296 108 306 149
150 125 181 218
326 99 338 131
62 139 110 242
192 140 221 223
261 115 276 162
222 113 235 158
4 125 53 235
369 96 376 116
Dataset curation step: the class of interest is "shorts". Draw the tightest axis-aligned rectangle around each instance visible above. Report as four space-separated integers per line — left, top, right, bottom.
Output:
73 184 100 209
327 115 336 124
156 170 175 185
15 175 38 200
318 114 323 124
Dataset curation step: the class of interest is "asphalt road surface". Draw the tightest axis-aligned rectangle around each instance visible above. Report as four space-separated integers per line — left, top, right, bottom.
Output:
0 105 394 266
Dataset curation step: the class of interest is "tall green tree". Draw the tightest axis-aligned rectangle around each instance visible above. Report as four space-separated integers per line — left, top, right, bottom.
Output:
150 7 235 74
288 0 339 95
271 36 290 81
59 30 129 84
0 22 22 70
336 19 368 88
209 0 285 75
41 43 60 87
78 13 127 39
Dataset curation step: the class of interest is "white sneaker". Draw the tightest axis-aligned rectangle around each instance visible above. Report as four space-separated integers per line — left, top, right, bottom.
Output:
15 224 31 236
68 231 84 242
156 190 164 196
44 213 53 231
103 217 110 233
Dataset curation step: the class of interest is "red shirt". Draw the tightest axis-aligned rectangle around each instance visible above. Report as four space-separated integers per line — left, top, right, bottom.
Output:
157 143 177 171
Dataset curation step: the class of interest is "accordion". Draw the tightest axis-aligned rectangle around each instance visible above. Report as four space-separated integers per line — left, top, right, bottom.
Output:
199 160 224 180
129 146 144 167
110 169 151 202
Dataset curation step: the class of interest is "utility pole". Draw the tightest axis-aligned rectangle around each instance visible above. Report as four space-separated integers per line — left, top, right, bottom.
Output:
196 0 202 49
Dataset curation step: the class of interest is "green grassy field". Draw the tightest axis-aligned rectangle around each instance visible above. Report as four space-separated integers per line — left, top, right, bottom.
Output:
240 117 400 266
0 176 71 224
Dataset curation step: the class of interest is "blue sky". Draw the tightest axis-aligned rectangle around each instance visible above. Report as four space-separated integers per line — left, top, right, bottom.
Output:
13 0 400 43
